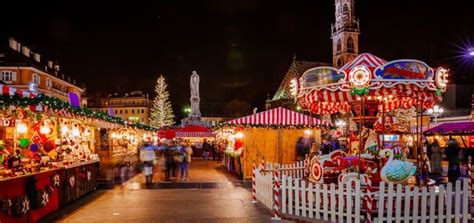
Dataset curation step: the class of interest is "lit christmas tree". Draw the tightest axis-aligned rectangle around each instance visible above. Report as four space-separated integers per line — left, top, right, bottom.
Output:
150 75 175 128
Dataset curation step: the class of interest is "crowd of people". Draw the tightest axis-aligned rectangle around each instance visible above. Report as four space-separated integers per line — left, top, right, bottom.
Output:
139 139 224 185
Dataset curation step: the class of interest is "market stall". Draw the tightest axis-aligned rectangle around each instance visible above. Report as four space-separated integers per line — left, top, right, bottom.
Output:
290 53 449 185
424 121 474 158
216 107 327 179
0 84 156 222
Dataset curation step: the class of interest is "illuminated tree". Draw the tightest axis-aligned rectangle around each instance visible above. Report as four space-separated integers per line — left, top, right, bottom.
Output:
150 75 175 128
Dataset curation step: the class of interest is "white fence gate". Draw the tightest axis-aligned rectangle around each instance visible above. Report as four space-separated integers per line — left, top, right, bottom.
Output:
255 161 472 222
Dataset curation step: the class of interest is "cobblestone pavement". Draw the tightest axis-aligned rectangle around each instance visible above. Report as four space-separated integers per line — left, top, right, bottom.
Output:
41 160 275 223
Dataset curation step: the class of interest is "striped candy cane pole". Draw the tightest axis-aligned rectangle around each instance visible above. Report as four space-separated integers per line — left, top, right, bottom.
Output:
252 161 257 203
468 156 472 198
365 168 373 223
304 154 309 178
272 164 281 220
261 158 266 175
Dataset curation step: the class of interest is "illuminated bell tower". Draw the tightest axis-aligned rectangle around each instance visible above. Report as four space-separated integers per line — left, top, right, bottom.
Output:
331 0 360 68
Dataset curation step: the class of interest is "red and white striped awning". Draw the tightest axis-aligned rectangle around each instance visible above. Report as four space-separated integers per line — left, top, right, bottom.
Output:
0 84 37 98
175 125 215 138
225 107 325 126
340 53 387 71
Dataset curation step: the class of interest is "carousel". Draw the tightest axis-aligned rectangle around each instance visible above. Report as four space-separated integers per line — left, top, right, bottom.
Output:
291 53 449 186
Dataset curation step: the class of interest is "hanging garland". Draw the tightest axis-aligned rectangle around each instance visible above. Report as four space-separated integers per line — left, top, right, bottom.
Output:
0 94 157 131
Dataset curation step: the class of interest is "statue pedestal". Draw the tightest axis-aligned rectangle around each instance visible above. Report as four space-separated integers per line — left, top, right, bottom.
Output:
190 96 201 118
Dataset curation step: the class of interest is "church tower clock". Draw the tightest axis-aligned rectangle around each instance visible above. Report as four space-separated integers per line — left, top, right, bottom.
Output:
331 0 360 68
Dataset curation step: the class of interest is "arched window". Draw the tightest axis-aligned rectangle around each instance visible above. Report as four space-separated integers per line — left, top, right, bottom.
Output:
347 37 354 52
337 39 342 53
337 58 342 67
343 4 349 12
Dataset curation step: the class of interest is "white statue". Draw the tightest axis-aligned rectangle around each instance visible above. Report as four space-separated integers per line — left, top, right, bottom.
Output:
189 71 201 118
190 71 199 98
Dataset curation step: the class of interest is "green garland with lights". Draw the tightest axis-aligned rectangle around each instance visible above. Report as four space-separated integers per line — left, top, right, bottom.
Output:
0 94 157 131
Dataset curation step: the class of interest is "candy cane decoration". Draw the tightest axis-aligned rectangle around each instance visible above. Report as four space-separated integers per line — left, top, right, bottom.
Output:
261 157 266 174
468 156 472 198
272 164 281 220
252 161 257 203
304 154 309 178
365 167 373 223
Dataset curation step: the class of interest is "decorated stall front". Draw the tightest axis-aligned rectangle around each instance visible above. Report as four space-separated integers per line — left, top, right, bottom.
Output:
216 107 327 179
0 84 156 222
290 53 448 186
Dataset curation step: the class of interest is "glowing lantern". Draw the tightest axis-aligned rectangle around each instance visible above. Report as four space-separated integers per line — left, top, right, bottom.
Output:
40 125 51 135
72 128 80 137
16 122 28 134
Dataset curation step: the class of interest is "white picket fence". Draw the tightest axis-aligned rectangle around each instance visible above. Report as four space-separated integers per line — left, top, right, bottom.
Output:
254 161 305 210
254 161 472 222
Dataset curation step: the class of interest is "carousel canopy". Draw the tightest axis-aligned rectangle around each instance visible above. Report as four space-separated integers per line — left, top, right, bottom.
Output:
224 107 325 127
295 53 448 115
424 122 474 135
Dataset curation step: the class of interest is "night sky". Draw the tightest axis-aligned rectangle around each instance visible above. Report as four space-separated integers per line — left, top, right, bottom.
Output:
1 0 473 118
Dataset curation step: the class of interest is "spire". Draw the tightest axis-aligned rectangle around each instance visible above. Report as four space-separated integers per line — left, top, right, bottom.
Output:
331 0 360 68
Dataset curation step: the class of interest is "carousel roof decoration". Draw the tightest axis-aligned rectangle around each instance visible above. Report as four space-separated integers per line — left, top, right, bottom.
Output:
271 56 327 102
292 53 449 115
223 107 328 127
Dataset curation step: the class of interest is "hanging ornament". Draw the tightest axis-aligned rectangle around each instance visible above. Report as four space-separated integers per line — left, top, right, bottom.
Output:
35 189 49 207
30 143 39 153
51 173 60 187
45 185 54 195
12 195 29 217
69 176 75 187
1 197 12 214
43 140 55 153
19 138 30 148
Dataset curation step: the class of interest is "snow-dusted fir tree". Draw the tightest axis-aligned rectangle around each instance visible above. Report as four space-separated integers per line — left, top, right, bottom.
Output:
150 75 175 128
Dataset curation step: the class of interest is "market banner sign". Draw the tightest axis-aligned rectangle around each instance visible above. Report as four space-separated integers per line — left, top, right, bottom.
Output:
301 67 346 88
374 60 433 80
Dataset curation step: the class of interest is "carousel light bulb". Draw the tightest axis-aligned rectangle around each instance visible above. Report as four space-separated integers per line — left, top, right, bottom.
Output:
304 129 312 135
235 132 244 139
356 97 361 101
367 96 372 100
72 128 80 137
377 96 382 100
427 108 434 114
61 126 69 134
16 122 28 134
40 125 51 134
388 95 393 99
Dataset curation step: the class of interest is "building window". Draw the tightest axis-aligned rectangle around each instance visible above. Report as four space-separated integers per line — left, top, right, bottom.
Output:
347 37 354 52
32 73 40 84
0 71 16 82
46 78 53 89
337 58 342 67
142 109 145 114
120 110 122 114
337 39 341 53
343 4 349 12
125 110 128 114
